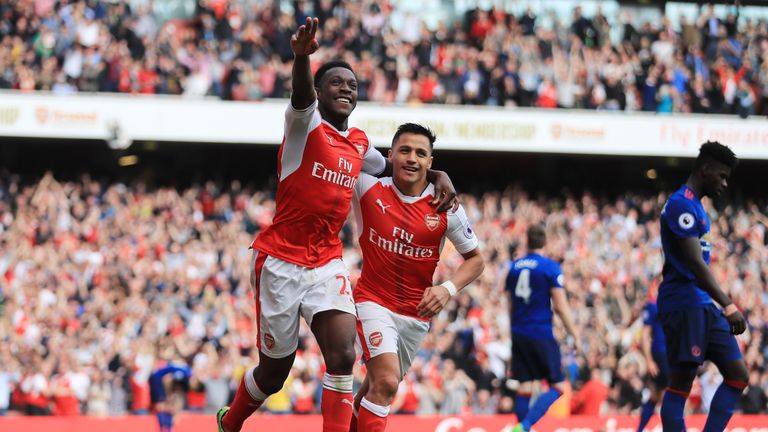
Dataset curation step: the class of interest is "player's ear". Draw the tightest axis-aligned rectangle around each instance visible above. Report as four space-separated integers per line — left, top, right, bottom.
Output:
387 149 393 161
427 155 433 170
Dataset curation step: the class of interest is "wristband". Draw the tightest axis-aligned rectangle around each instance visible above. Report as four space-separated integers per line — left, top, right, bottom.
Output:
441 281 457 296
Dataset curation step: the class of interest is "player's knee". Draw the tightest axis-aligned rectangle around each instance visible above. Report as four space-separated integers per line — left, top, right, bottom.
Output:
723 362 749 384
668 370 696 393
257 377 287 396
255 369 292 395
371 374 400 401
324 347 356 374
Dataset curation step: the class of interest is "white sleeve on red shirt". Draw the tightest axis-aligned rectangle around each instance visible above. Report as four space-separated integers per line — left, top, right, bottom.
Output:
280 100 322 180
361 143 386 176
353 173 379 202
352 173 380 239
445 204 479 254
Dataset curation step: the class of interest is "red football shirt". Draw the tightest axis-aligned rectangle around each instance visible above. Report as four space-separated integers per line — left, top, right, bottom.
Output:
352 175 479 320
251 101 386 268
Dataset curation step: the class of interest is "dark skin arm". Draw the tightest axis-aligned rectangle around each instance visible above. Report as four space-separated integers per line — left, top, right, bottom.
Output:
290 17 319 110
678 236 746 334
380 160 458 212
291 17 457 211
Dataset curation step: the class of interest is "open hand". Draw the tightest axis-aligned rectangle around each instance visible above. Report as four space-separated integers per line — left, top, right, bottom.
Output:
291 17 319 56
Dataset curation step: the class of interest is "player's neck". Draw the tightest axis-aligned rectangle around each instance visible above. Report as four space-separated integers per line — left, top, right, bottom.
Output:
319 107 348 131
526 248 542 255
685 176 703 199
393 178 428 197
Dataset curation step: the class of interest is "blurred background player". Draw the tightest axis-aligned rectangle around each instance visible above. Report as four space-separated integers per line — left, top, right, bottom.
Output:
217 17 457 432
349 123 484 431
149 361 191 432
657 141 748 431
637 279 668 432
506 225 581 432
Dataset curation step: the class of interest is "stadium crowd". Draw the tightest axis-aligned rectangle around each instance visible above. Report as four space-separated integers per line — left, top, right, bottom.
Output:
1 170 767 417
1 1 768 116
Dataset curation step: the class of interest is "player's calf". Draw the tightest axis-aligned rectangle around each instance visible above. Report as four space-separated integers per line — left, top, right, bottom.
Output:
661 368 697 432
222 354 294 432
355 353 402 432
704 359 748 432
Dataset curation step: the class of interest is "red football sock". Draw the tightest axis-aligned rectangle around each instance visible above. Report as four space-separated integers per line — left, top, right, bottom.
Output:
349 408 358 432
222 368 267 432
357 397 389 432
321 373 354 432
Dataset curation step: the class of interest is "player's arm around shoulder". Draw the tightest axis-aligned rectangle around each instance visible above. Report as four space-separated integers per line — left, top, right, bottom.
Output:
416 204 484 319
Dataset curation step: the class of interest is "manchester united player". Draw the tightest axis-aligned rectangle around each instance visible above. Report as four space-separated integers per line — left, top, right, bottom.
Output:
349 123 484 431
657 142 747 431
217 19 457 432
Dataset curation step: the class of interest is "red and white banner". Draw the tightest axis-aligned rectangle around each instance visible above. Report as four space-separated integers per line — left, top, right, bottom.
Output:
2 91 768 159
1 414 767 432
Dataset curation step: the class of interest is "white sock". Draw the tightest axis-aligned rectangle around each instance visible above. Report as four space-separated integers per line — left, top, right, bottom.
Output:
244 367 268 401
360 397 390 417
322 373 353 393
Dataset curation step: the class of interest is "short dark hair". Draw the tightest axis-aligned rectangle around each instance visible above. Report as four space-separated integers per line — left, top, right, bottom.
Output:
391 123 437 149
314 60 354 87
527 224 546 250
694 141 738 171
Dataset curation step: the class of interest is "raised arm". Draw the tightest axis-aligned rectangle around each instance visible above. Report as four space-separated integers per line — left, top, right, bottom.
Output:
678 236 746 334
290 17 320 110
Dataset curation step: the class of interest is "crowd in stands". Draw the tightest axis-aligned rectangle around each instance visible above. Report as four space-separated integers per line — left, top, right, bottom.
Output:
1 170 767 417
1 1 768 116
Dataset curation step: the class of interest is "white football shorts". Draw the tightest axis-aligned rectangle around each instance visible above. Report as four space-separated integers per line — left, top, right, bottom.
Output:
355 301 430 377
251 251 355 358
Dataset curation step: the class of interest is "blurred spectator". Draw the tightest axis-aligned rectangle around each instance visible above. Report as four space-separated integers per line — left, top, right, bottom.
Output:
0 2 765 117
740 370 768 414
1 169 768 417
570 368 609 415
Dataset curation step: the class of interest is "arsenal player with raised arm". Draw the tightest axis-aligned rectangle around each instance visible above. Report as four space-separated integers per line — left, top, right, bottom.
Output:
349 123 484 431
217 18 458 432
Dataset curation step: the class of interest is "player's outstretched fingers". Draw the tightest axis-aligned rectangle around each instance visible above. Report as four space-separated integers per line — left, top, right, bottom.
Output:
309 17 319 37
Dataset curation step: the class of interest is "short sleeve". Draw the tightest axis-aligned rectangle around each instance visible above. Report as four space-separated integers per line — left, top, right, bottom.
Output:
549 262 564 289
446 204 479 254
281 100 321 180
361 144 386 176
354 173 379 202
643 303 656 326
661 197 700 239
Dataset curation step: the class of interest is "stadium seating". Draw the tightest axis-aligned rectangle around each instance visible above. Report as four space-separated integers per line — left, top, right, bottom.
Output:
1 172 766 416
0 1 766 116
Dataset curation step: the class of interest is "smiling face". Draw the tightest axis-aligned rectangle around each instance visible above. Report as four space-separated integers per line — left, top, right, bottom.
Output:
316 67 358 122
388 132 433 194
